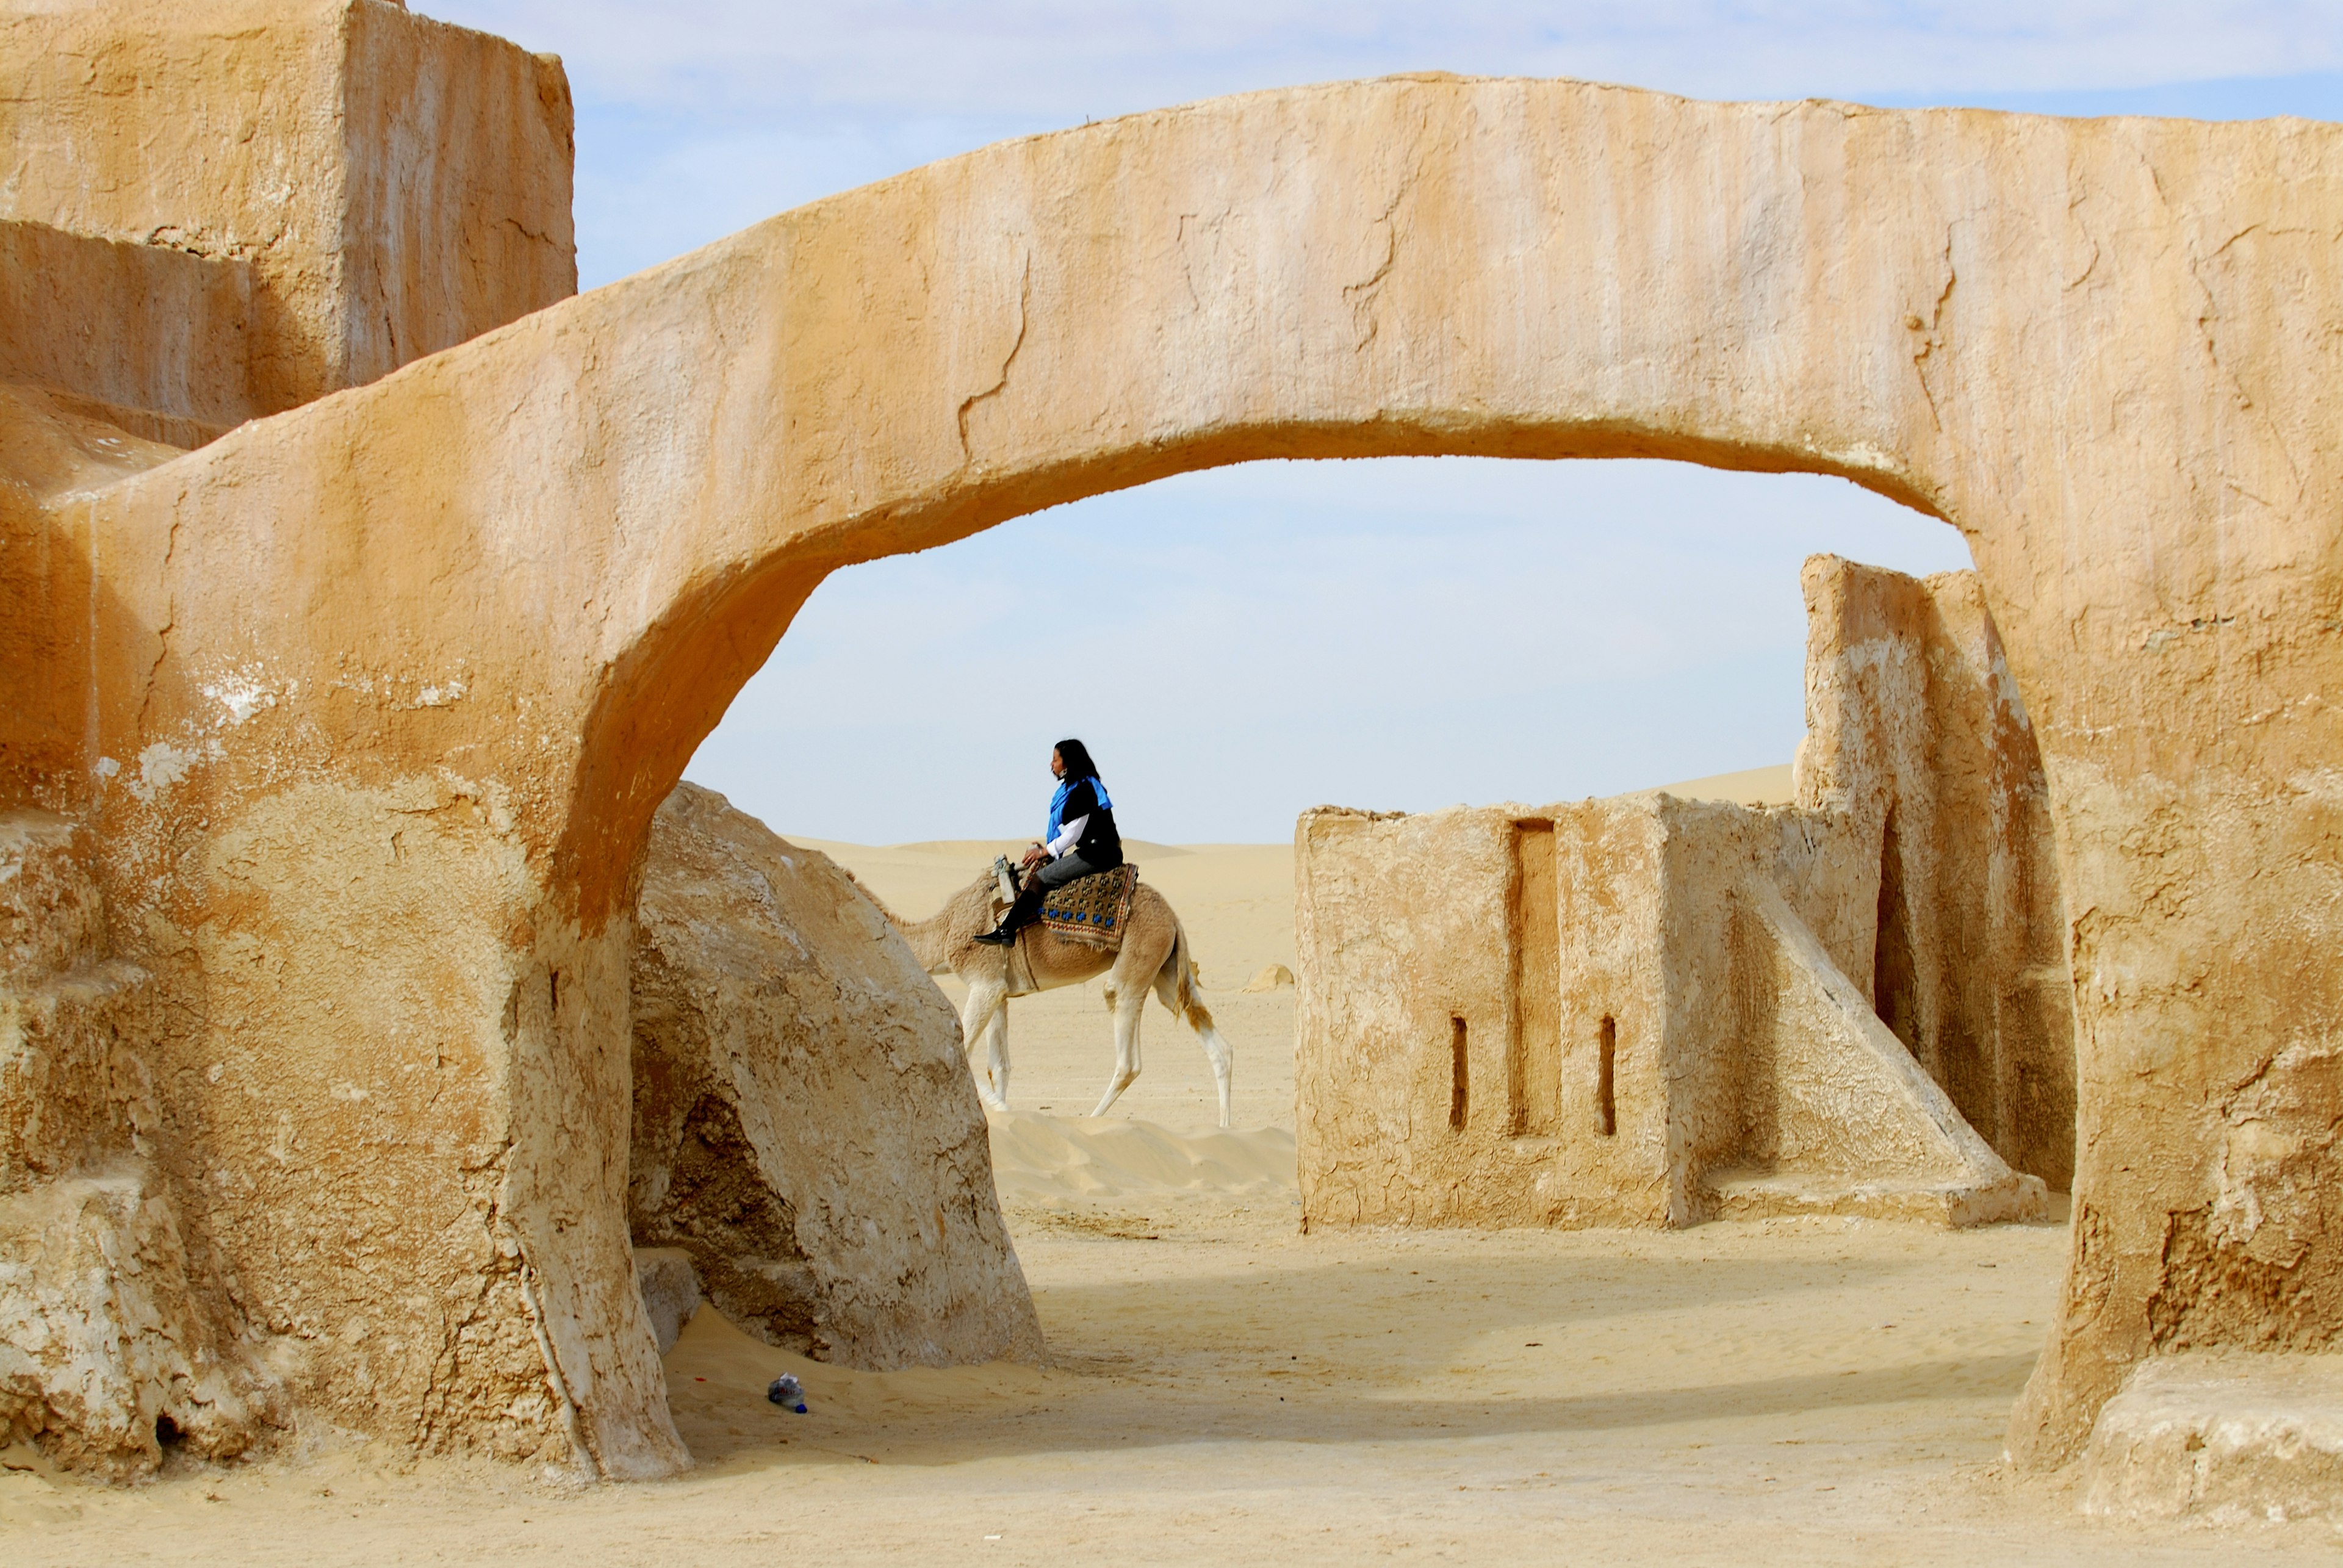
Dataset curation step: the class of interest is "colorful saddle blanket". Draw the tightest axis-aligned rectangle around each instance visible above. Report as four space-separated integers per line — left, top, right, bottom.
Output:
1038 863 1139 951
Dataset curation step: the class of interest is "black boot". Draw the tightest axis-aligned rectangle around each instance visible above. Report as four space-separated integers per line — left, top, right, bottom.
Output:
974 880 1045 945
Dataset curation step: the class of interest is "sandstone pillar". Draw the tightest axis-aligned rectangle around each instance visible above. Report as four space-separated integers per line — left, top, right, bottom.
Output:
1795 556 2077 1190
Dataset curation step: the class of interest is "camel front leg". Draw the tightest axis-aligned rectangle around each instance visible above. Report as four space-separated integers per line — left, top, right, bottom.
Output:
981 1007 1012 1109
959 978 1012 1113
1090 983 1145 1118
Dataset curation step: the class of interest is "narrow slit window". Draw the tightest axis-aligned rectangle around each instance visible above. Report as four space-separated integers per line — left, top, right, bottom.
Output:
1596 1015 1618 1137
1507 820 1561 1135
1449 1016 1469 1131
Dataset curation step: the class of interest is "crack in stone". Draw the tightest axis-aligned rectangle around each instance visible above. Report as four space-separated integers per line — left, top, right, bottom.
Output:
135 506 183 742
955 254 1032 462
1342 164 1423 353
1910 231 1959 433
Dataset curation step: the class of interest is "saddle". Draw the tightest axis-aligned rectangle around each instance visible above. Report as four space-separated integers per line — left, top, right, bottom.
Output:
1038 863 1139 950
990 855 1140 954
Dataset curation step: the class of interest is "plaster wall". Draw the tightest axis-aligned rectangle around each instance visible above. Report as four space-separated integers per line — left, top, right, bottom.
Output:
0 219 254 445
0 386 184 826
1297 794 2038 1232
1796 556 2078 1189
1294 804 1673 1230
0 0 574 415
0 811 275 1478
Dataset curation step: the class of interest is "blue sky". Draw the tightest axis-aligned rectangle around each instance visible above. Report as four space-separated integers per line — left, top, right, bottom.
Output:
426 3 2342 843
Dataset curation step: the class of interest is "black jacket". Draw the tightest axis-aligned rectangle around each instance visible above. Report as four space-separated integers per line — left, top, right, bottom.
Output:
1057 777 1123 865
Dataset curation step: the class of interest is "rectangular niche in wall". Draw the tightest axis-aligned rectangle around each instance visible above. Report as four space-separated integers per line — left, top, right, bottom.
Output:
1508 819 1561 1136
1597 1015 1618 1137
1450 1015 1469 1131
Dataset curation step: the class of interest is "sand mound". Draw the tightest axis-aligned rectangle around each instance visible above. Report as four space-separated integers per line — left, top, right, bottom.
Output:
884 838 1189 861
1241 962 1295 991
985 1111 1295 1205
1655 761 1796 804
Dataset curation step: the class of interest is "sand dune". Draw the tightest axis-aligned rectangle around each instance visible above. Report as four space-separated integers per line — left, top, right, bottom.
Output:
1654 761 1798 804
882 837 1192 861
987 1110 1297 1206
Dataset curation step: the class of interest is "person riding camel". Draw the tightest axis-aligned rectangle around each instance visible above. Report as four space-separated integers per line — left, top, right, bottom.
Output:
975 738 1125 946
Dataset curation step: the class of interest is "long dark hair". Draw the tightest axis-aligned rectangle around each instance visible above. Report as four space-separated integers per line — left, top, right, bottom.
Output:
1054 738 1101 782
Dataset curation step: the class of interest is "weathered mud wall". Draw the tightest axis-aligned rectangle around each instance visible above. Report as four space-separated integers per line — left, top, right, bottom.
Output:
0 812 276 1480
0 0 574 415
630 784 1043 1371
1296 796 2040 1231
0 14 2331 1472
1796 556 2076 1190
0 1 610 1476
0 386 185 824
1294 804 1669 1229
0 220 254 447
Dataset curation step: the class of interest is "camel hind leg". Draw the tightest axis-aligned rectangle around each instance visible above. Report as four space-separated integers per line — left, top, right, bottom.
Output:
1154 925 1233 1128
1090 973 1146 1119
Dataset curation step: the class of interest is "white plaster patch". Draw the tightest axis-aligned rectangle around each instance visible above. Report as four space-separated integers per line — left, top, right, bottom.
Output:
128 741 200 803
200 671 284 726
1841 637 1917 680
1812 438 1907 478
326 671 469 709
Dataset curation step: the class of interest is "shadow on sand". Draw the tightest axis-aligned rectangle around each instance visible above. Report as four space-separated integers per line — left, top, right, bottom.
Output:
664 1239 2045 1473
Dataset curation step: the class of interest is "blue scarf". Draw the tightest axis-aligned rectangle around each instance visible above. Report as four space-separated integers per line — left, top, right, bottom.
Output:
1046 775 1110 844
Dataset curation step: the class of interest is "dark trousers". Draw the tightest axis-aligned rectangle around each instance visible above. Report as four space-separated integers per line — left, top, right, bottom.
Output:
998 850 1119 933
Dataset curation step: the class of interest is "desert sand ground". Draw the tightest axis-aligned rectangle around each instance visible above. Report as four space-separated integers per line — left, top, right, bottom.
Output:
4 775 2323 1563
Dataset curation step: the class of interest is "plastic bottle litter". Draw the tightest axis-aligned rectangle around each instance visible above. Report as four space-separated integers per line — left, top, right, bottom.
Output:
766 1374 807 1414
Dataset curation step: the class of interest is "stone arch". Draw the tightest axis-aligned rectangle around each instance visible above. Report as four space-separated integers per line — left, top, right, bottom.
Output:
74 76 2343 1476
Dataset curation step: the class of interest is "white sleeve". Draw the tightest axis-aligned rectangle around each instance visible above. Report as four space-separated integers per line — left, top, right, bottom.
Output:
1046 815 1087 858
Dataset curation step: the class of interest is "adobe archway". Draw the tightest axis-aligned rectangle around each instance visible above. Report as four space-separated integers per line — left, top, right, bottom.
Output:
71 76 2343 1475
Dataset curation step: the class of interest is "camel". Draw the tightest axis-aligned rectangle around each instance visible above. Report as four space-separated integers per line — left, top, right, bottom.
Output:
869 866 1235 1127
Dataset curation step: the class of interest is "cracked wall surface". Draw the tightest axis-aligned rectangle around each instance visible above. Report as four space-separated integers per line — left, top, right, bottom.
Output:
0 12 2336 1475
0 811 281 1480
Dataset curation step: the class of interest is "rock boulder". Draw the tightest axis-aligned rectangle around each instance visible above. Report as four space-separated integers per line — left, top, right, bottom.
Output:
628 783 1042 1371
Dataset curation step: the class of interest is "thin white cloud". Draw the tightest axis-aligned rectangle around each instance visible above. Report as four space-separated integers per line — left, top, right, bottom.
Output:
433 1 2339 116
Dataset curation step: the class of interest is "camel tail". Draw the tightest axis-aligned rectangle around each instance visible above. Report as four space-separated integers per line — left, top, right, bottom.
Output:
1166 921 1217 1032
